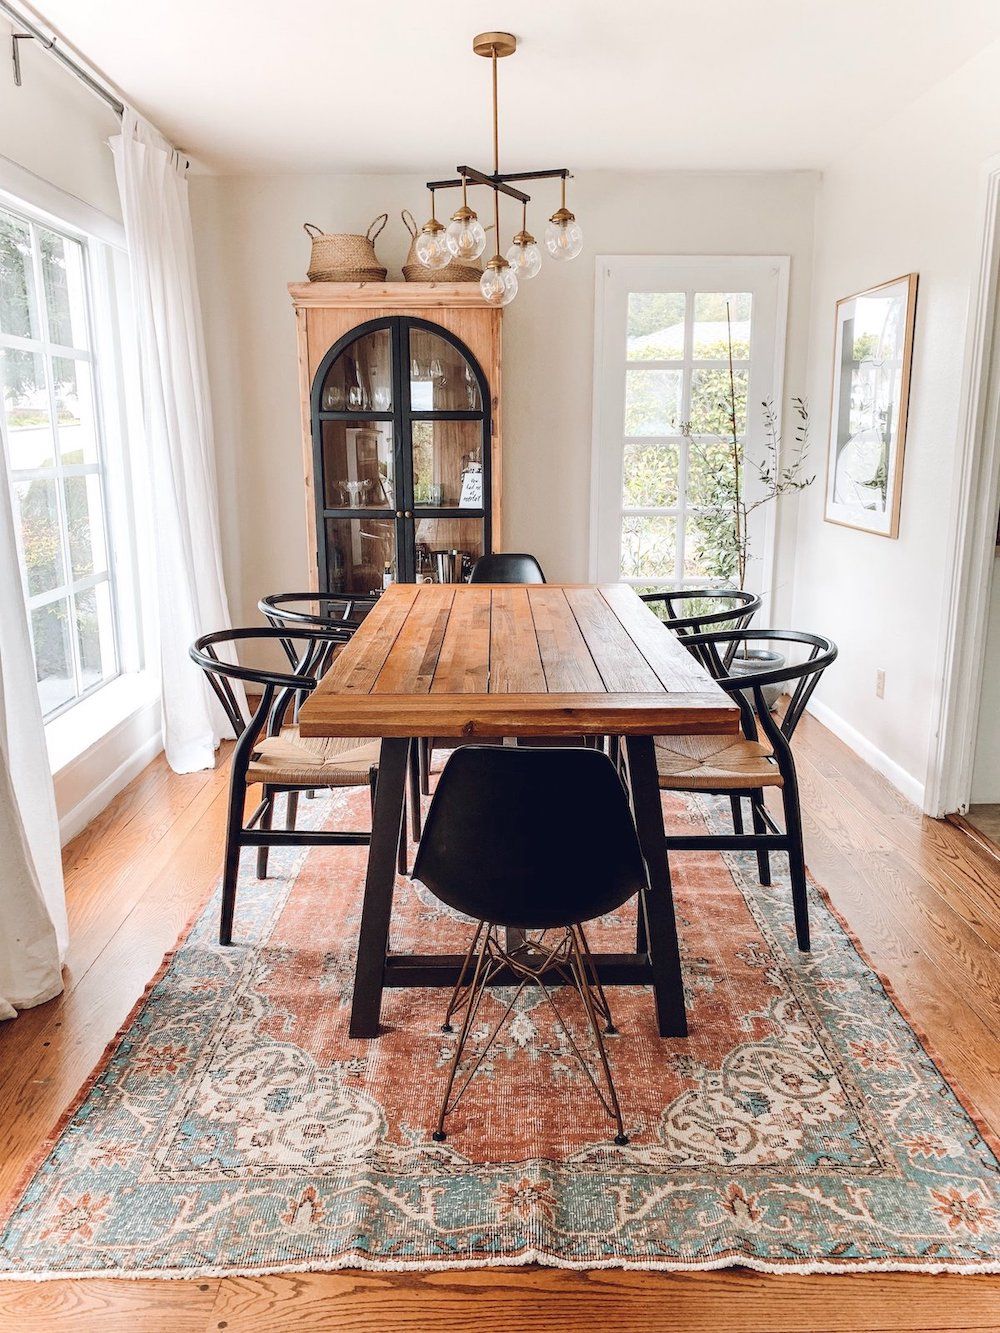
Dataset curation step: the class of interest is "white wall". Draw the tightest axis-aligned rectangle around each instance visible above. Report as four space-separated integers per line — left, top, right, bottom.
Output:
189 170 818 629
0 14 120 217
972 554 1000 802
791 39 1000 808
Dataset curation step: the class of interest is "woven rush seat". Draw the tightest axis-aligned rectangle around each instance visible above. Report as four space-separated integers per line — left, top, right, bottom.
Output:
655 733 782 791
248 727 380 787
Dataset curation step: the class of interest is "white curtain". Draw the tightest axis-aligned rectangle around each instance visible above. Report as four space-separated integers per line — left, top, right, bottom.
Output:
0 455 67 1020
111 109 240 773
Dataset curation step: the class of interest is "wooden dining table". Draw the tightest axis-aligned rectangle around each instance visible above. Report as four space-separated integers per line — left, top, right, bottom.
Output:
298 582 741 1039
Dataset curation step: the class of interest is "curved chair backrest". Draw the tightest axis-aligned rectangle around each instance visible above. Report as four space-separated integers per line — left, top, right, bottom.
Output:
683 628 837 749
189 625 352 740
259 591 376 629
468 553 546 584
259 591 375 670
640 588 761 635
412 746 647 930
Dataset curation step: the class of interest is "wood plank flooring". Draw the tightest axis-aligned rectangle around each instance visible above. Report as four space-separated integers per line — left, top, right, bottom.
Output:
1 716 999 1331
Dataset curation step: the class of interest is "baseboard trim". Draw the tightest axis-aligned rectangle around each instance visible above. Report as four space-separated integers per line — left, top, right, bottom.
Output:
806 699 926 811
57 715 163 845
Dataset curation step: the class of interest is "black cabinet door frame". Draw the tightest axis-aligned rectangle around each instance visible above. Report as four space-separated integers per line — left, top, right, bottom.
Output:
310 315 492 592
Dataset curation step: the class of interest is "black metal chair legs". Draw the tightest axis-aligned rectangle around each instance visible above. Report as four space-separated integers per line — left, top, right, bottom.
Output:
432 924 628 1146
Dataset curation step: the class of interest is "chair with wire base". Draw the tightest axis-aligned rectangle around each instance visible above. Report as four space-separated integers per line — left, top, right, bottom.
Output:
654 629 837 952
190 626 410 946
412 745 647 1146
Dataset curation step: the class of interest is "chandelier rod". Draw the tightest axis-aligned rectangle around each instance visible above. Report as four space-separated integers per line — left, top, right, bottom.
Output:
492 46 500 175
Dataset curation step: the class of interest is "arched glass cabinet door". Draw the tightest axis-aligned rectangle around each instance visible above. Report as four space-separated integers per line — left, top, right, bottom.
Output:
311 316 491 592
403 319 491 585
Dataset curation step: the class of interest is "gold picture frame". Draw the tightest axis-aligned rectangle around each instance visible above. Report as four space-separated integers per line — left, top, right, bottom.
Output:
824 273 918 538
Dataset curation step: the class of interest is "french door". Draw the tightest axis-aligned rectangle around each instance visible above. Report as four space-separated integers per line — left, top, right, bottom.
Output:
590 256 789 608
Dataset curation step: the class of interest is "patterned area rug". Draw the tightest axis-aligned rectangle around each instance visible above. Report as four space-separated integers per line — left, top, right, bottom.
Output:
1 785 998 1279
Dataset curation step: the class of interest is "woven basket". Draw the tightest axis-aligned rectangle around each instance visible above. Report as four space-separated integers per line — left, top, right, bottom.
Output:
401 209 483 283
304 215 388 282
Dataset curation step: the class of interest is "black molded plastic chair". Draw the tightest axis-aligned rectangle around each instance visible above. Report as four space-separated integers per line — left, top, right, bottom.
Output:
412 745 646 1145
260 591 422 842
468 552 546 584
190 627 409 946
653 629 837 952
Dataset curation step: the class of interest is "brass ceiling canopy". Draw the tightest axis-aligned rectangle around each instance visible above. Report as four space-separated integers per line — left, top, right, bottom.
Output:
413 30 583 305
472 31 517 58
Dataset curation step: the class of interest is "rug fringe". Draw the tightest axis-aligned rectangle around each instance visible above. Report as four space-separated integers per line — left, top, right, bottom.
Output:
1 1252 1000 1283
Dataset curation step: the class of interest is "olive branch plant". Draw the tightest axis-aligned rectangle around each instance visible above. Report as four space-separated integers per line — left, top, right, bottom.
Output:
690 303 815 590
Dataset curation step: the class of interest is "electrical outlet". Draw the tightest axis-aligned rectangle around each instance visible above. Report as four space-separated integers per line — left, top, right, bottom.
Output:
875 669 886 699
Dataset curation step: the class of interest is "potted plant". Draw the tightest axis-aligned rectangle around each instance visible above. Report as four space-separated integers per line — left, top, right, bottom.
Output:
690 304 814 706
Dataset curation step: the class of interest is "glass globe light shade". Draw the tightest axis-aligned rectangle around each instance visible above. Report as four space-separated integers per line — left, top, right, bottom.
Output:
480 259 519 307
445 207 487 261
505 232 542 279
544 209 584 261
415 220 451 270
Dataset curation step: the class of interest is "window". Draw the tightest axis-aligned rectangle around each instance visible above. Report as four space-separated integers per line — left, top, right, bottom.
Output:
591 257 789 600
1 204 125 720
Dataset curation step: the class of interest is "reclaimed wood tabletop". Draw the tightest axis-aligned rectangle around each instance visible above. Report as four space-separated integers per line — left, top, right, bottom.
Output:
298 582 740 739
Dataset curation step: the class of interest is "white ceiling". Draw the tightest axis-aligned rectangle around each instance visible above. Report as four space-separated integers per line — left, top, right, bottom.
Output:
27 0 1000 175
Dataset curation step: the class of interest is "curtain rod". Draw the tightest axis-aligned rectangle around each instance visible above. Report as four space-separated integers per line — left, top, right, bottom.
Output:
2 0 125 117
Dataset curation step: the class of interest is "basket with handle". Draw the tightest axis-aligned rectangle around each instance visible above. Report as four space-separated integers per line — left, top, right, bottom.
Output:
401 209 484 283
304 215 388 282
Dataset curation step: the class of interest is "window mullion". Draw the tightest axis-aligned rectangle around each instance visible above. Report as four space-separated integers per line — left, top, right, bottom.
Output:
30 219 84 699
675 291 695 583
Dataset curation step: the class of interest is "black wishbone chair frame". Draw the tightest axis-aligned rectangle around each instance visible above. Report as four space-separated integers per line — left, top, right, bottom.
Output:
658 628 837 953
640 588 762 659
190 626 403 947
259 591 424 846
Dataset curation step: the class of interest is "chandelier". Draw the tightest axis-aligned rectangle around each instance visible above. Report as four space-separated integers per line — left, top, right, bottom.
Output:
415 31 582 306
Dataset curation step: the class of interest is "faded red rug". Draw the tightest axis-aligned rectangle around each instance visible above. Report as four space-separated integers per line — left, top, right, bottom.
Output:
1 785 998 1278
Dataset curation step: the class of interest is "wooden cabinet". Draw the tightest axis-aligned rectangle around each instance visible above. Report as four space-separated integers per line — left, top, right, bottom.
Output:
289 282 502 593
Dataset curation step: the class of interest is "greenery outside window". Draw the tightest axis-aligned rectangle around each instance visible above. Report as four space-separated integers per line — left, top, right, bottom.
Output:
1 203 122 720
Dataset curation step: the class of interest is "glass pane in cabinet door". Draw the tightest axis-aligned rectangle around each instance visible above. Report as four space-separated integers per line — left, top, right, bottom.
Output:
411 420 484 508
320 328 392 412
413 517 484 584
324 517 395 595
408 327 482 411
321 420 395 508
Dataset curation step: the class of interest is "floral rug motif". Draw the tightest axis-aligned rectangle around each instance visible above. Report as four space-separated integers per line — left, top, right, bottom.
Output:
1 786 998 1278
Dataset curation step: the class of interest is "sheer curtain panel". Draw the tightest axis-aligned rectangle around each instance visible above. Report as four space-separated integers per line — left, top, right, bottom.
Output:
111 109 240 773
0 455 66 1019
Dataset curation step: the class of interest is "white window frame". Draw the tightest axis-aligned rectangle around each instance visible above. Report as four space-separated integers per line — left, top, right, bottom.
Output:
590 255 790 620
0 157 155 761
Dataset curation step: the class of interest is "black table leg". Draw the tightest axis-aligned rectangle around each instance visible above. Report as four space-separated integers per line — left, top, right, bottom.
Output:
349 737 410 1038
624 735 688 1038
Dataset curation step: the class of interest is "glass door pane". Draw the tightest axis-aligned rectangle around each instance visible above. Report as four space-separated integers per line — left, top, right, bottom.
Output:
321 421 395 509
324 517 396 593
319 327 393 412
411 420 484 508
408 327 482 411
413 517 484 583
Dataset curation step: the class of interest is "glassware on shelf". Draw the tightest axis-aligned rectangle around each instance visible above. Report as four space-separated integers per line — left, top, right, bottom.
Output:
372 385 391 410
340 479 371 507
322 384 345 410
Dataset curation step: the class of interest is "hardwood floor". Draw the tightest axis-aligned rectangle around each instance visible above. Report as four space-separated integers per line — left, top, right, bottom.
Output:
1 716 999 1331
